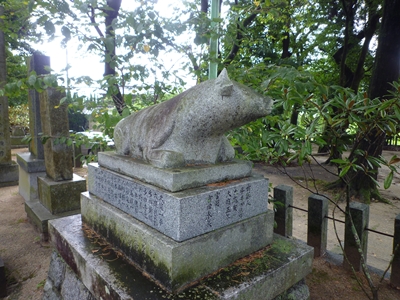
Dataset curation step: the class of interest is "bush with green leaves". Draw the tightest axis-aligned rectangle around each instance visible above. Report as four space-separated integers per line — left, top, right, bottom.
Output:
228 66 400 194
8 103 29 132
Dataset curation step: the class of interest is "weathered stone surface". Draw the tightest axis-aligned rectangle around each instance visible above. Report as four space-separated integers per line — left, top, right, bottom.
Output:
44 251 95 300
343 202 369 271
0 45 18 187
81 192 274 291
273 185 293 237
46 216 313 300
24 197 80 241
38 173 86 214
114 69 272 168
98 152 252 192
28 53 50 159
40 88 73 181
17 153 46 200
0 83 11 165
307 194 328 257
87 163 269 241
0 161 18 187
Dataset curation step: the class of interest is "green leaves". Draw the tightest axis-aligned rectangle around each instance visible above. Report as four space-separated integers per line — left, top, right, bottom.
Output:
44 20 55 35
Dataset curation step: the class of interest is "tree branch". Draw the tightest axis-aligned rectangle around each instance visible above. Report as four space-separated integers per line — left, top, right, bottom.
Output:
223 6 261 66
87 5 104 38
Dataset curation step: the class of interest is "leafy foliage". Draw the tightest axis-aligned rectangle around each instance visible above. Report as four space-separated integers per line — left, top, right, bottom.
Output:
8 103 29 130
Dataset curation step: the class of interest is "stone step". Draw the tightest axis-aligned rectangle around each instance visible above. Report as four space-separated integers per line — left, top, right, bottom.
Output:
46 215 313 300
81 192 274 291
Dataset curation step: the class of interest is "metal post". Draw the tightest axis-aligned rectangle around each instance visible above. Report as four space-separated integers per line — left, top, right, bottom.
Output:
208 0 219 79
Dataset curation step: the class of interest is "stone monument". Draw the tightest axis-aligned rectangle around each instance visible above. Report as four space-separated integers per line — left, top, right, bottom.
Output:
43 70 313 299
25 87 86 240
0 34 19 187
0 89 19 187
17 53 49 200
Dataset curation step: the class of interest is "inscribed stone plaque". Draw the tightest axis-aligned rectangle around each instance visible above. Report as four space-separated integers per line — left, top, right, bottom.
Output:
87 163 269 241
40 88 73 181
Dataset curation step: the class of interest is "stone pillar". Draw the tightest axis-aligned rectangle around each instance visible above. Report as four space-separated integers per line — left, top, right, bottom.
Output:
28 53 49 159
390 214 400 287
307 194 328 257
39 88 72 181
0 24 18 187
343 202 369 271
17 53 49 200
31 88 86 239
273 185 293 237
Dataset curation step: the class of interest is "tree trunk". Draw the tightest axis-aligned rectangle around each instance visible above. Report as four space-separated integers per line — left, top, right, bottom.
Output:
104 0 126 115
348 0 400 202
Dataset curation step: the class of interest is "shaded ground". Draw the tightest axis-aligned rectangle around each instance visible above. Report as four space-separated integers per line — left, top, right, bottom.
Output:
1 148 400 299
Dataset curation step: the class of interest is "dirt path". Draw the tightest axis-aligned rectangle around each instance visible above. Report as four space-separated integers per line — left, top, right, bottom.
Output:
1 148 400 299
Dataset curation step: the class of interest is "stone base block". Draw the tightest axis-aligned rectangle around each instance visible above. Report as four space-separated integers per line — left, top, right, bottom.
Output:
98 152 253 192
38 174 86 214
45 216 313 300
0 161 19 187
81 192 274 291
25 197 80 241
88 163 269 241
17 152 46 201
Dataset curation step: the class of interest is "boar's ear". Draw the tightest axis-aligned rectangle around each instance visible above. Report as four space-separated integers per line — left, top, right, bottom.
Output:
216 68 233 96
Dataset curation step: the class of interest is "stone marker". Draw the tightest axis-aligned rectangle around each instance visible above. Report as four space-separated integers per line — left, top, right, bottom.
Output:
28 53 49 159
17 53 49 200
343 202 369 271
36 88 85 219
39 88 73 181
24 86 86 240
273 185 293 237
43 69 313 299
307 194 328 257
0 30 18 187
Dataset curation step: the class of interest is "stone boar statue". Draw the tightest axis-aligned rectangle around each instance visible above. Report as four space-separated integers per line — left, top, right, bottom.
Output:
114 69 272 168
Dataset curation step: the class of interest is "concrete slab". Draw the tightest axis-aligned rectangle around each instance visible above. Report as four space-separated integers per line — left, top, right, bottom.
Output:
81 192 274 291
87 164 269 241
98 152 253 192
25 197 80 241
46 215 313 300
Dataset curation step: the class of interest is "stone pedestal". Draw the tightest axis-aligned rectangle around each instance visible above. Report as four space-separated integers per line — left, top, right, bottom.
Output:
17 152 46 201
45 216 312 300
38 174 86 214
24 173 86 240
0 161 19 187
43 156 313 299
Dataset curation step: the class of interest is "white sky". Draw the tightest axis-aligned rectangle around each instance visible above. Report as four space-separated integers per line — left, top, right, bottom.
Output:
34 1 197 97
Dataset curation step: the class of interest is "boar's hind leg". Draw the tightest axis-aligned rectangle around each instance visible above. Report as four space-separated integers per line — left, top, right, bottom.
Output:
148 150 185 169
